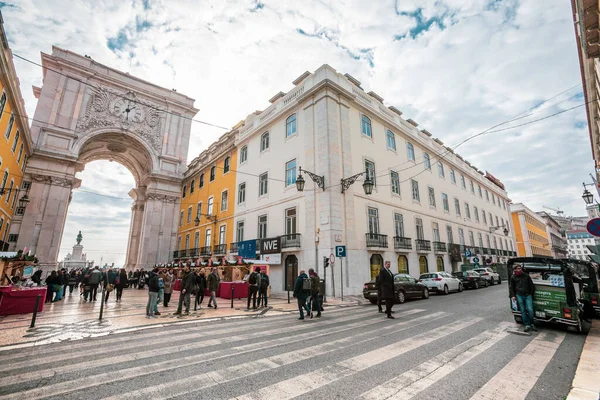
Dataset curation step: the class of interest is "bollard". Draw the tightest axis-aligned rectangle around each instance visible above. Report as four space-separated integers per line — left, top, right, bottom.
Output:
30 294 41 328
99 289 106 320
287 286 290 304
231 285 234 308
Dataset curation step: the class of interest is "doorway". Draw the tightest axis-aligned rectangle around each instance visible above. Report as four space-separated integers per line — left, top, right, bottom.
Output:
370 254 383 280
284 254 298 291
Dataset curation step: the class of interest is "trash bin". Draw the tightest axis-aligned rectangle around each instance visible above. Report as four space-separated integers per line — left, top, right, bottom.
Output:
319 279 325 296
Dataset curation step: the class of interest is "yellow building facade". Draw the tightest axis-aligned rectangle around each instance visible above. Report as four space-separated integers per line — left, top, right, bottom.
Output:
174 129 237 261
0 12 31 250
510 203 552 257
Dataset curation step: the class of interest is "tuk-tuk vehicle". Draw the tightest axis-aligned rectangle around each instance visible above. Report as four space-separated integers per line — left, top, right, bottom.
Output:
507 257 589 333
565 258 600 317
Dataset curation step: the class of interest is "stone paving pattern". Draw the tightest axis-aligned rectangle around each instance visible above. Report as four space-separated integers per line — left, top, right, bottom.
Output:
0 287 364 347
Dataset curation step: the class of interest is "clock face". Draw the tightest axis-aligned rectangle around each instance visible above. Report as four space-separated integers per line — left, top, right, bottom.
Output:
112 99 143 123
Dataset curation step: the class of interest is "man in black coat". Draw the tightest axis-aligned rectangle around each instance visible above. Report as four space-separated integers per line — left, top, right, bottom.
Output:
174 266 195 315
378 261 396 319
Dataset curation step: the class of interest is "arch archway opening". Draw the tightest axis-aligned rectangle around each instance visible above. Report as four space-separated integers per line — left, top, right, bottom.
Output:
370 254 383 280
58 160 135 269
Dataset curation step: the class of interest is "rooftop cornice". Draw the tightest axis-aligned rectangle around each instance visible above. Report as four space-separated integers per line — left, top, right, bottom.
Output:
344 73 361 87
406 119 419 127
269 91 286 103
292 71 311 86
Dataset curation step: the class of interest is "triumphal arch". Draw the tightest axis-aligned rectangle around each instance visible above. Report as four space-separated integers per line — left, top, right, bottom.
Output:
12 47 198 272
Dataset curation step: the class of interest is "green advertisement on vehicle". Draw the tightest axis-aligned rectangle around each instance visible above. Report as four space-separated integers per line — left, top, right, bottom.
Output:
532 285 566 318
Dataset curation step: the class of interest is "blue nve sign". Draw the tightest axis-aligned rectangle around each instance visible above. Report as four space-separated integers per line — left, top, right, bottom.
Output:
587 218 600 238
335 245 346 257
238 240 257 259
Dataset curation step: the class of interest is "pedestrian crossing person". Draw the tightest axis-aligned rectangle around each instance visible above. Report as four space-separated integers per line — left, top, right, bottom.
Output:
146 268 160 318
293 269 311 320
207 267 220 309
247 267 261 310
258 269 270 308
174 265 195 316
509 263 537 332
308 268 321 318
379 261 395 319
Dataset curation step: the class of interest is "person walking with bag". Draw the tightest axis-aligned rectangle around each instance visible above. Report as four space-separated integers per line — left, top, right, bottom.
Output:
163 268 175 307
116 268 127 302
293 270 311 320
379 261 395 319
207 267 220 309
247 267 261 310
146 268 159 318
104 267 117 303
308 268 321 318
195 269 207 310
258 269 270 308
88 267 102 301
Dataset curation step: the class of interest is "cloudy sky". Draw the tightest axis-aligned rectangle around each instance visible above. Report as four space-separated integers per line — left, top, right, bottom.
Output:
1 0 590 265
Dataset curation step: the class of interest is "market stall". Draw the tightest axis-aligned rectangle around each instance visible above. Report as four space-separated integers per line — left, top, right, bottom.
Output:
0 286 46 316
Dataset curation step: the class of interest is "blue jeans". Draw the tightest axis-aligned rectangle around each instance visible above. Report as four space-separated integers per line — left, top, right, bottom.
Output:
517 294 534 327
297 297 310 318
154 289 164 313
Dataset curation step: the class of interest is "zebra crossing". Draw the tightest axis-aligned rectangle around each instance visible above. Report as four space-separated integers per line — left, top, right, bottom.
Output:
0 299 576 400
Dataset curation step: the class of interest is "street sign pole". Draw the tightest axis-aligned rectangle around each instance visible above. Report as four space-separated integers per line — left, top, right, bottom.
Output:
330 253 336 297
340 258 344 301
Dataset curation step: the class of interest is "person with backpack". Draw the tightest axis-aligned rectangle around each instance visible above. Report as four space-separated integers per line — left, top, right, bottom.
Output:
247 267 261 310
258 269 270 308
308 268 321 318
293 269 312 320
88 267 103 301
146 268 160 318
195 269 207 310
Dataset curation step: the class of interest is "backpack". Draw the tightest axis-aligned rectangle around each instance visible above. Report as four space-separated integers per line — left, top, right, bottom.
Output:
310 275 319 293
302 277 312 291
158 278 164 289
249 272 258 285
260 274 269 290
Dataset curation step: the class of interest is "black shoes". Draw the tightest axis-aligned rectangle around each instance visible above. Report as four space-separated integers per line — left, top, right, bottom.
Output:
387 315 395 319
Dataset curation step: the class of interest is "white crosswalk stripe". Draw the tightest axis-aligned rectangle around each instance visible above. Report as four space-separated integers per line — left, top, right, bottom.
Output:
0 302 576 400
101 311 449 400
469 331 567 400
231 317 483 400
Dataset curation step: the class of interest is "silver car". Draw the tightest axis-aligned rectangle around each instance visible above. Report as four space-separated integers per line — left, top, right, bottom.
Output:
472 267 501 285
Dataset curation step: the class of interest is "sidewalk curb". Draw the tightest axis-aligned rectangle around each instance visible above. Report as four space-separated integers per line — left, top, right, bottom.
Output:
567 321 600 400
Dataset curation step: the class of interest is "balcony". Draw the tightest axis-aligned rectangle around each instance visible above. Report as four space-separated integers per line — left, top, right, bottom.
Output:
188 248 199 258
416 239 431 252
433 241 447 253
366 233 388 248
173 250 180 258
214 244 227 255
281 233 302 248
394 236 412 250
200 246 212 256
230 242 239 253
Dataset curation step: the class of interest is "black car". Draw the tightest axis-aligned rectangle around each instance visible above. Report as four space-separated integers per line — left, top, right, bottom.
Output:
363 273 430 304
452 270 485 289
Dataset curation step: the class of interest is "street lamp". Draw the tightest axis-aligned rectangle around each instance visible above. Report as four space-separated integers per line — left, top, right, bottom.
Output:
295 167 325 192
489 225 509 236
18 194 30 209
341 169 374 195
582 182 594 205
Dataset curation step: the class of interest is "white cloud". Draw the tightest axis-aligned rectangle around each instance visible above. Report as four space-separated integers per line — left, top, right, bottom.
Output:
0 0 592 263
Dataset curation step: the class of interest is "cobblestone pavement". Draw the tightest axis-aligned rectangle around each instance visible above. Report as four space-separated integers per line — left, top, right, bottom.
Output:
0 288 362 348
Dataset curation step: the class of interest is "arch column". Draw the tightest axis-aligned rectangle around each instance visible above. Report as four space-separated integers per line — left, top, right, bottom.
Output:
124 186 147 270
15 159 81 274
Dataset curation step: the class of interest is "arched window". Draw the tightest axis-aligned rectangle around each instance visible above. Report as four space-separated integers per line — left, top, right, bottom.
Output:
424 153 431 169
419 256 428 274
370 254 383 280
361 115 372 138
260 132 270 152
407 142 415 161
436 257 444 272
11 130 19 152
386 130 396 150
398 255 409 274
0 93 6 122
223 157 230 173
286 114 297 138
240 146 248 163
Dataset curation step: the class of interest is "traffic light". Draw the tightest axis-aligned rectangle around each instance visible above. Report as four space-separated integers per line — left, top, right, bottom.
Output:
323 256 329 269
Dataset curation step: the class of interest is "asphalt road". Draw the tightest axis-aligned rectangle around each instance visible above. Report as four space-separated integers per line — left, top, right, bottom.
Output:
0 283 587 400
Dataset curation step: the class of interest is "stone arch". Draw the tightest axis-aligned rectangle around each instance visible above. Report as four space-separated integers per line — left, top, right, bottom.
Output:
370 253 383 280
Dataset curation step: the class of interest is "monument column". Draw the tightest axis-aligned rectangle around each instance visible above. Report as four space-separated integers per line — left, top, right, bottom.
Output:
124 186 147 270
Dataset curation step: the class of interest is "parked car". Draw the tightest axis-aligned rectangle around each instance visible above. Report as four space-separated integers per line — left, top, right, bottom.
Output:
452 270 485 289
363 273 429 304
472 267 501 285
418 272 463 295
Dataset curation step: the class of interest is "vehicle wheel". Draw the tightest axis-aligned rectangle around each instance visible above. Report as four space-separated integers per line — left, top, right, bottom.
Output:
474 281 479 290
422 288 429 299
369 299 377 305
458 284 463 292
443 285 449 295
514 315 523 324
397 290 406 304
484 280 489 288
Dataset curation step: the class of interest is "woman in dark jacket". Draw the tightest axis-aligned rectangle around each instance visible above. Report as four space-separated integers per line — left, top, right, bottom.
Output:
45 271 61 303
195 269 207 309
116 268 128 303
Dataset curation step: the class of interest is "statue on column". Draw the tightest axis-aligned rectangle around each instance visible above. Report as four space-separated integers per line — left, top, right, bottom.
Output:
76 231 83 245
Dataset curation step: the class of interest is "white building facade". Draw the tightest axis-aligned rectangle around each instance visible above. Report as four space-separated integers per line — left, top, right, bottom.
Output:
567 230 598 260
231 65 516 296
